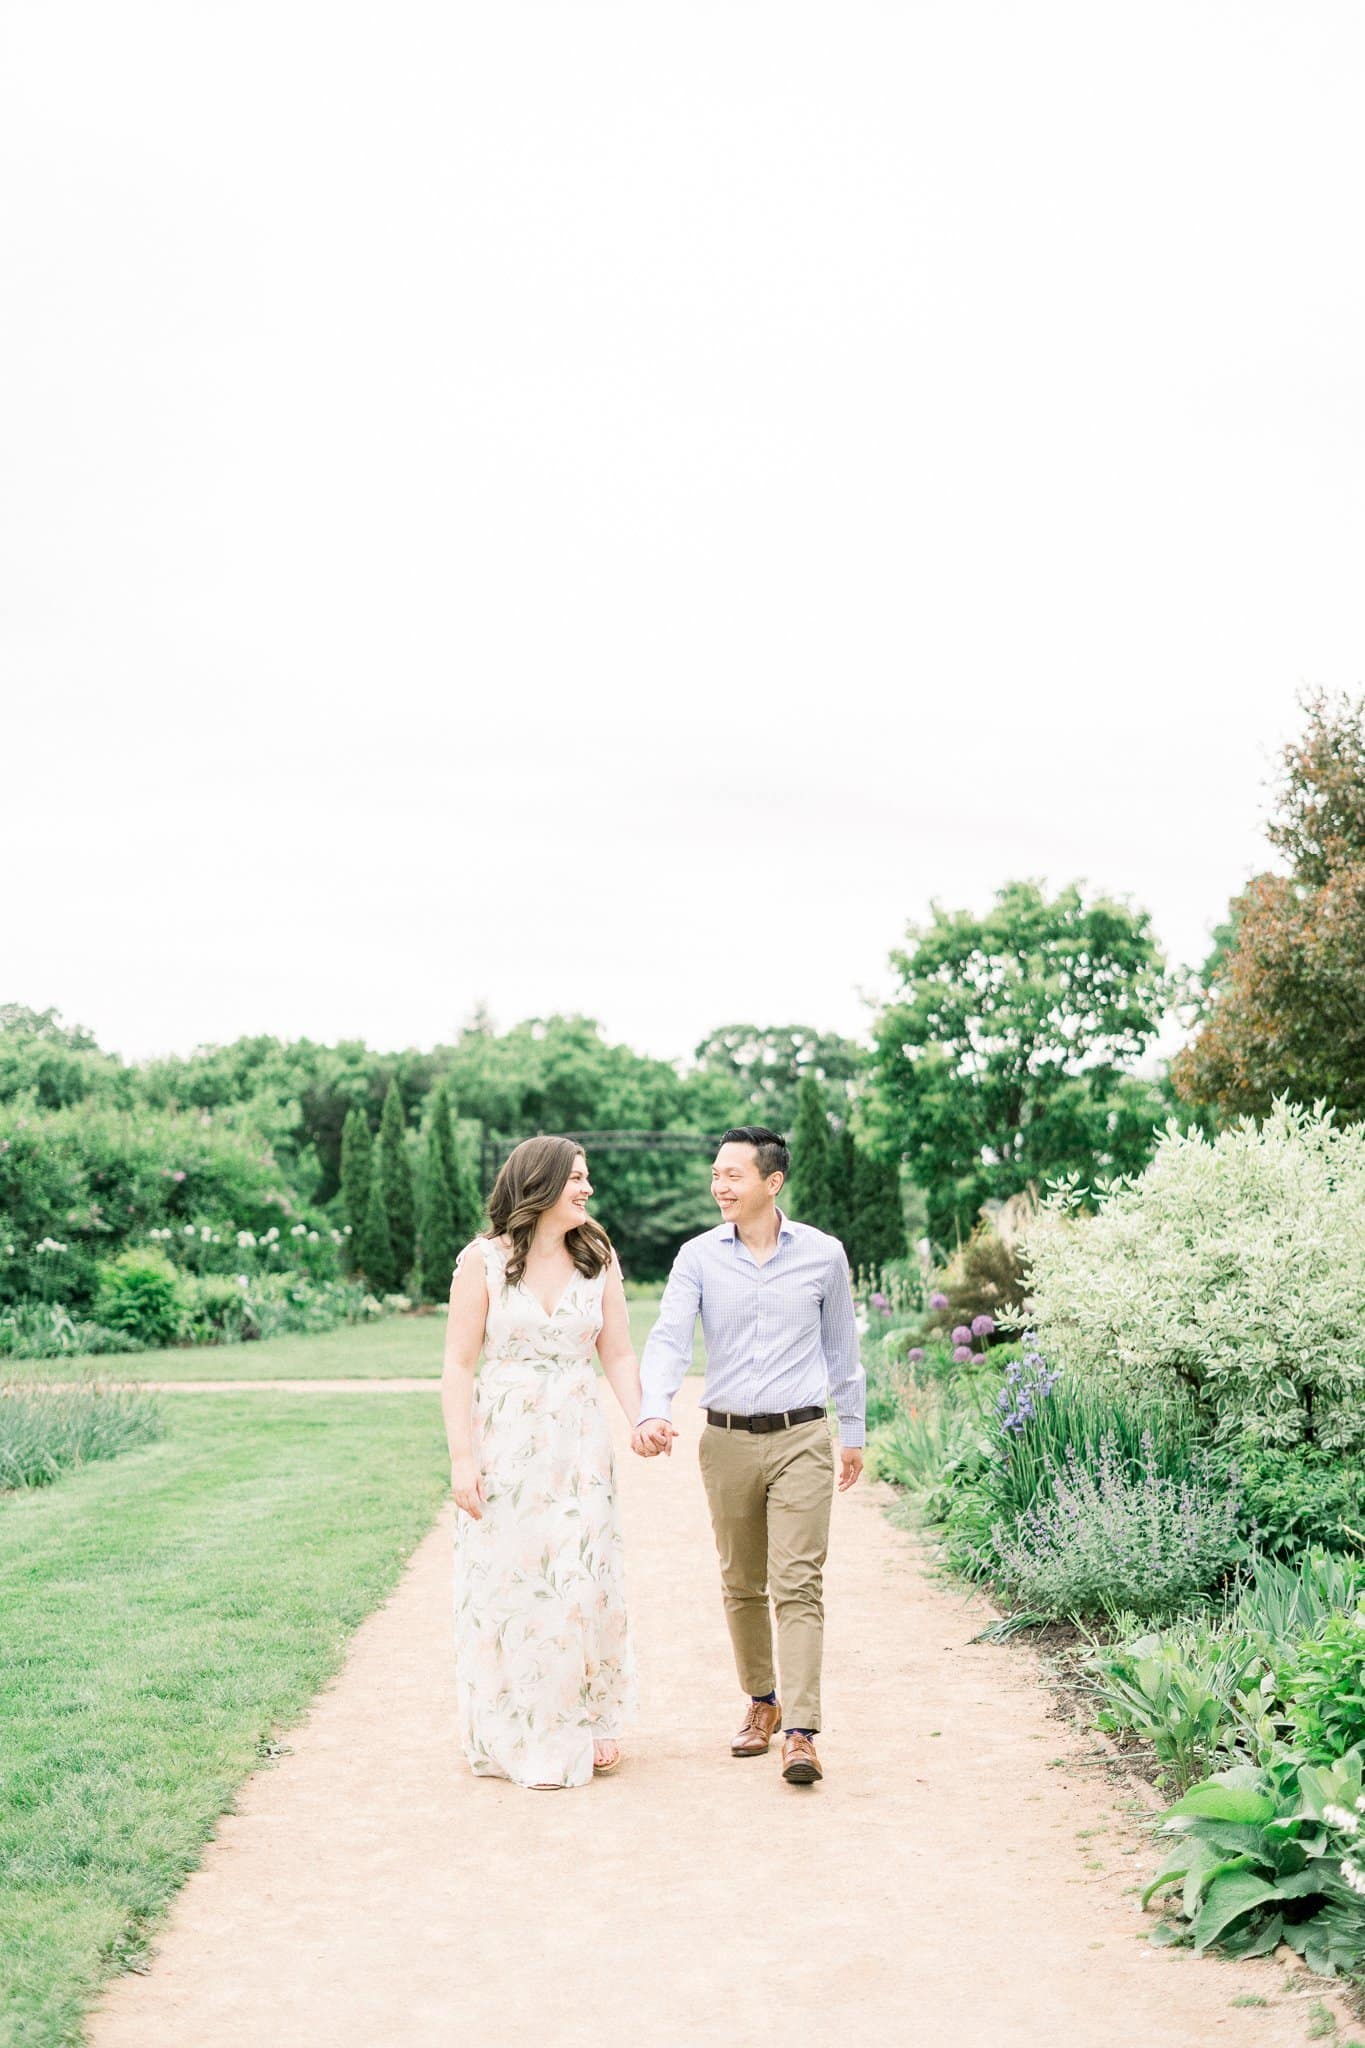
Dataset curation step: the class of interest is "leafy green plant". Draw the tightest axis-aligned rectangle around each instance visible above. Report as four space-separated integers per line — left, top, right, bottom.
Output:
92 1250 184 1347
1227 1438 1365 1556
1280 1615 1365 1764
1086 1624 1268 1793
987 1434 1243 1620
1143 1753 1365 1976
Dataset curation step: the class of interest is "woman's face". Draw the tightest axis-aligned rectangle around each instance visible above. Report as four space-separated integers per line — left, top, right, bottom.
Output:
546 1153 592 1234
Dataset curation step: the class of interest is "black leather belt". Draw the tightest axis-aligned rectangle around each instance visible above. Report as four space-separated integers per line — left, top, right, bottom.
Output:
705 1406 825 1434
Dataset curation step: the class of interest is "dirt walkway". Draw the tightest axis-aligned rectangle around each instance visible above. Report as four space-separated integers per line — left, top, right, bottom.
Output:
89 1382 1348 2048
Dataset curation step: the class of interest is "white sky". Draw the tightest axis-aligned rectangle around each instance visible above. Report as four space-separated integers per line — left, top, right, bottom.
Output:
4 3 1363 1069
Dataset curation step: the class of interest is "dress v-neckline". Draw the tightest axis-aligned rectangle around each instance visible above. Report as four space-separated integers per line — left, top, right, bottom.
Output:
519 1273 575 1321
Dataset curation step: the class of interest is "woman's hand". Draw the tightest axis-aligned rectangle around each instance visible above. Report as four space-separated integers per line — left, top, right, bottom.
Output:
451 1456 486 1520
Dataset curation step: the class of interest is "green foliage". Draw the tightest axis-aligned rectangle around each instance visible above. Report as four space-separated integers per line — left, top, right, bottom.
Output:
357 1164 400 1295
789 1078 835 1231
870 879 1176 1246
849 1146 906 1271
1024 1099 1365 1452
1227 1438 1365 1556
377 1080 415 1284
1280 1616 1365 1765
92 1250 185 1347
339 1105 372 1267
981 1372 1202 1531
987 1435 1243 1621
417 1100 460 1304
923 1219 1031 1339
0 1303 145 1359
1175 690 1365 1125
691 1022 865 1131
1087 1624 1268 1794
1144 1752 1365 1975
0 1379 162 1489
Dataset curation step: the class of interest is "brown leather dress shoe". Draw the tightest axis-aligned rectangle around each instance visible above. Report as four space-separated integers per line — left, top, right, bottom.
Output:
781 1732 823 1784
731 1699 782 1757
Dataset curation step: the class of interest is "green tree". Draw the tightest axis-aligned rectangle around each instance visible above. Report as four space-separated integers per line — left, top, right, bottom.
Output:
828 1126 858 1246
789 1078 836 1230
417 1114 460 1303
692 1023 865 1132
357 1167 400 1295
339 1106 373 1270
850 1149 906 1273
378 1079 416 1285
1174 691 1365 1123
871 880 1175 1248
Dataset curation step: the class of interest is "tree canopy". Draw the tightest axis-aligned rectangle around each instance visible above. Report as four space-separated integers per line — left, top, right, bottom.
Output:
870 880 1174 1247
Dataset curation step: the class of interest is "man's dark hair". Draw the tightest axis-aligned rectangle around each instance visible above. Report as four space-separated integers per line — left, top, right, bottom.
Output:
718 1126 790 1182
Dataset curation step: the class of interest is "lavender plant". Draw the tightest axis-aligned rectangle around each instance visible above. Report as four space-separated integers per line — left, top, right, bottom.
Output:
988 1431 1243 1620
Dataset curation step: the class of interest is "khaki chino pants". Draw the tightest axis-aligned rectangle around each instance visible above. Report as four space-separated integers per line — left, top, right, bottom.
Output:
697 1416 835 1733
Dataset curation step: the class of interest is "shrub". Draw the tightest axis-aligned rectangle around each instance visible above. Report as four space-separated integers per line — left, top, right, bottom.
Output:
93 1250 184 1347
1023 1100 1365 1452
923 1219 1029 1342
988 1435 1243 1620
1280 1616 1365 1764
1224 1439 1365 1557
0 1380 163 1488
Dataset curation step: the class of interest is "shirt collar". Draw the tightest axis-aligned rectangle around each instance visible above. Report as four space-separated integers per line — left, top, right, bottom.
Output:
720 1208 795 1246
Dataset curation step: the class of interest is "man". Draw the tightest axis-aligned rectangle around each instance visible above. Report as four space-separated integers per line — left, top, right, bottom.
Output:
632 1126 865 1786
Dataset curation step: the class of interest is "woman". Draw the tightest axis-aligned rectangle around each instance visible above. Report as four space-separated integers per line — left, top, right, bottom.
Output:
442 1135 642 1788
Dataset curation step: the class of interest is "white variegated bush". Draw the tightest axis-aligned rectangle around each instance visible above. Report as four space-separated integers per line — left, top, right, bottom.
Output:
1021 1100 1365 1452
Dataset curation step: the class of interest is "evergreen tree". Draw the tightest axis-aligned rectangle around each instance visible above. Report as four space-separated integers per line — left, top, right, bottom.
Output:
828 1125 858 1249
790 1078 835 1230
418 1114 460 1303
358 1166 400 1294
378 1078 416 1285
851 1149 907 1274
339 1105 373 1271
432 1081 485 1246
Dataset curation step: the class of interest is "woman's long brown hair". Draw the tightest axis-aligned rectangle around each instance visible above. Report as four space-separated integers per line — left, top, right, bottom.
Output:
485 1135 613 1289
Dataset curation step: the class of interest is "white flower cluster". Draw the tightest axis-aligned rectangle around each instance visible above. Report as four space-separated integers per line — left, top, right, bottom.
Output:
34 1237 68 1254
1324 1795 1365 1895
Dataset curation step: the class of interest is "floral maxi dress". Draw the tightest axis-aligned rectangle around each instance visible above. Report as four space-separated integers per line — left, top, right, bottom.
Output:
451 1236 636 1788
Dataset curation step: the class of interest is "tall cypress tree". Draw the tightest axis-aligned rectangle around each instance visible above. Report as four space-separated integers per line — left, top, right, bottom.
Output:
358 1166 400 1294
339 1105 373 1270
851 1149 907 1275
790 1078 834 1231
829 1125 858 1249
378 1078 416 1285
418 1115 460 1303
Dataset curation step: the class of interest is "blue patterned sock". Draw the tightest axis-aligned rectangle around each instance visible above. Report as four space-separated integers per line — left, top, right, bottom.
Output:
752 1691 777 1706
784 1728 815 1738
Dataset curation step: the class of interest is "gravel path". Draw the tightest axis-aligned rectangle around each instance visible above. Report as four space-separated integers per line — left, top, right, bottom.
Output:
88 1381 1347 2047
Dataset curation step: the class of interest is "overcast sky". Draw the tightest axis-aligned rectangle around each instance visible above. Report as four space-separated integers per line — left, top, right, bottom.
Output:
4 3 1363 1070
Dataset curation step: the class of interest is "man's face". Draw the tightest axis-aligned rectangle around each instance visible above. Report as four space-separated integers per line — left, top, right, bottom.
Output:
711 1142 781 1223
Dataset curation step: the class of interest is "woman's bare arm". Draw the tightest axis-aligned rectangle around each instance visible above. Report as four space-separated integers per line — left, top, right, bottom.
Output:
442 1245 488 1518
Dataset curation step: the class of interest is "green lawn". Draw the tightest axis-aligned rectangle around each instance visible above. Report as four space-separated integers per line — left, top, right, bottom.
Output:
0 1394 449 2048
15 1288 700 1382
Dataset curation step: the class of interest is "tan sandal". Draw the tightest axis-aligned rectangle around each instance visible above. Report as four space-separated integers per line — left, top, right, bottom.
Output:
592 1742 621 1776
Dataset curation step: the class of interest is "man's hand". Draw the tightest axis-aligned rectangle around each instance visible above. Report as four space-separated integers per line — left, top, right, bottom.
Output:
838 1447 864 1492
631 1418 677 1458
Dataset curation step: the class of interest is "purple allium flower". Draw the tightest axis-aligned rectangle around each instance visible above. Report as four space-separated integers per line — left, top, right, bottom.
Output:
871 1291 888 1310
952 1344 973 1363
907 1347 924 1363
929 1291 949 1310
969 1353 985 1367
951 1325 972 1346
971 1313 995 1337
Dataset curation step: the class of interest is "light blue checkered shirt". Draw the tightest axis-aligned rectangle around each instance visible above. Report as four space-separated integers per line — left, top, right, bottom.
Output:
639 1211 866 1448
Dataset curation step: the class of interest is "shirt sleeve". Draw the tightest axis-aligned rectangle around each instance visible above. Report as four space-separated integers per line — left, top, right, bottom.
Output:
638 1242 702 1424
821 1243 866 1448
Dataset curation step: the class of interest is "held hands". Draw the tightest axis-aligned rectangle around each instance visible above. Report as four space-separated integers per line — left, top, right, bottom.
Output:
631 1418 677 1459
450 1455 486 1520
839 1447 864 1492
